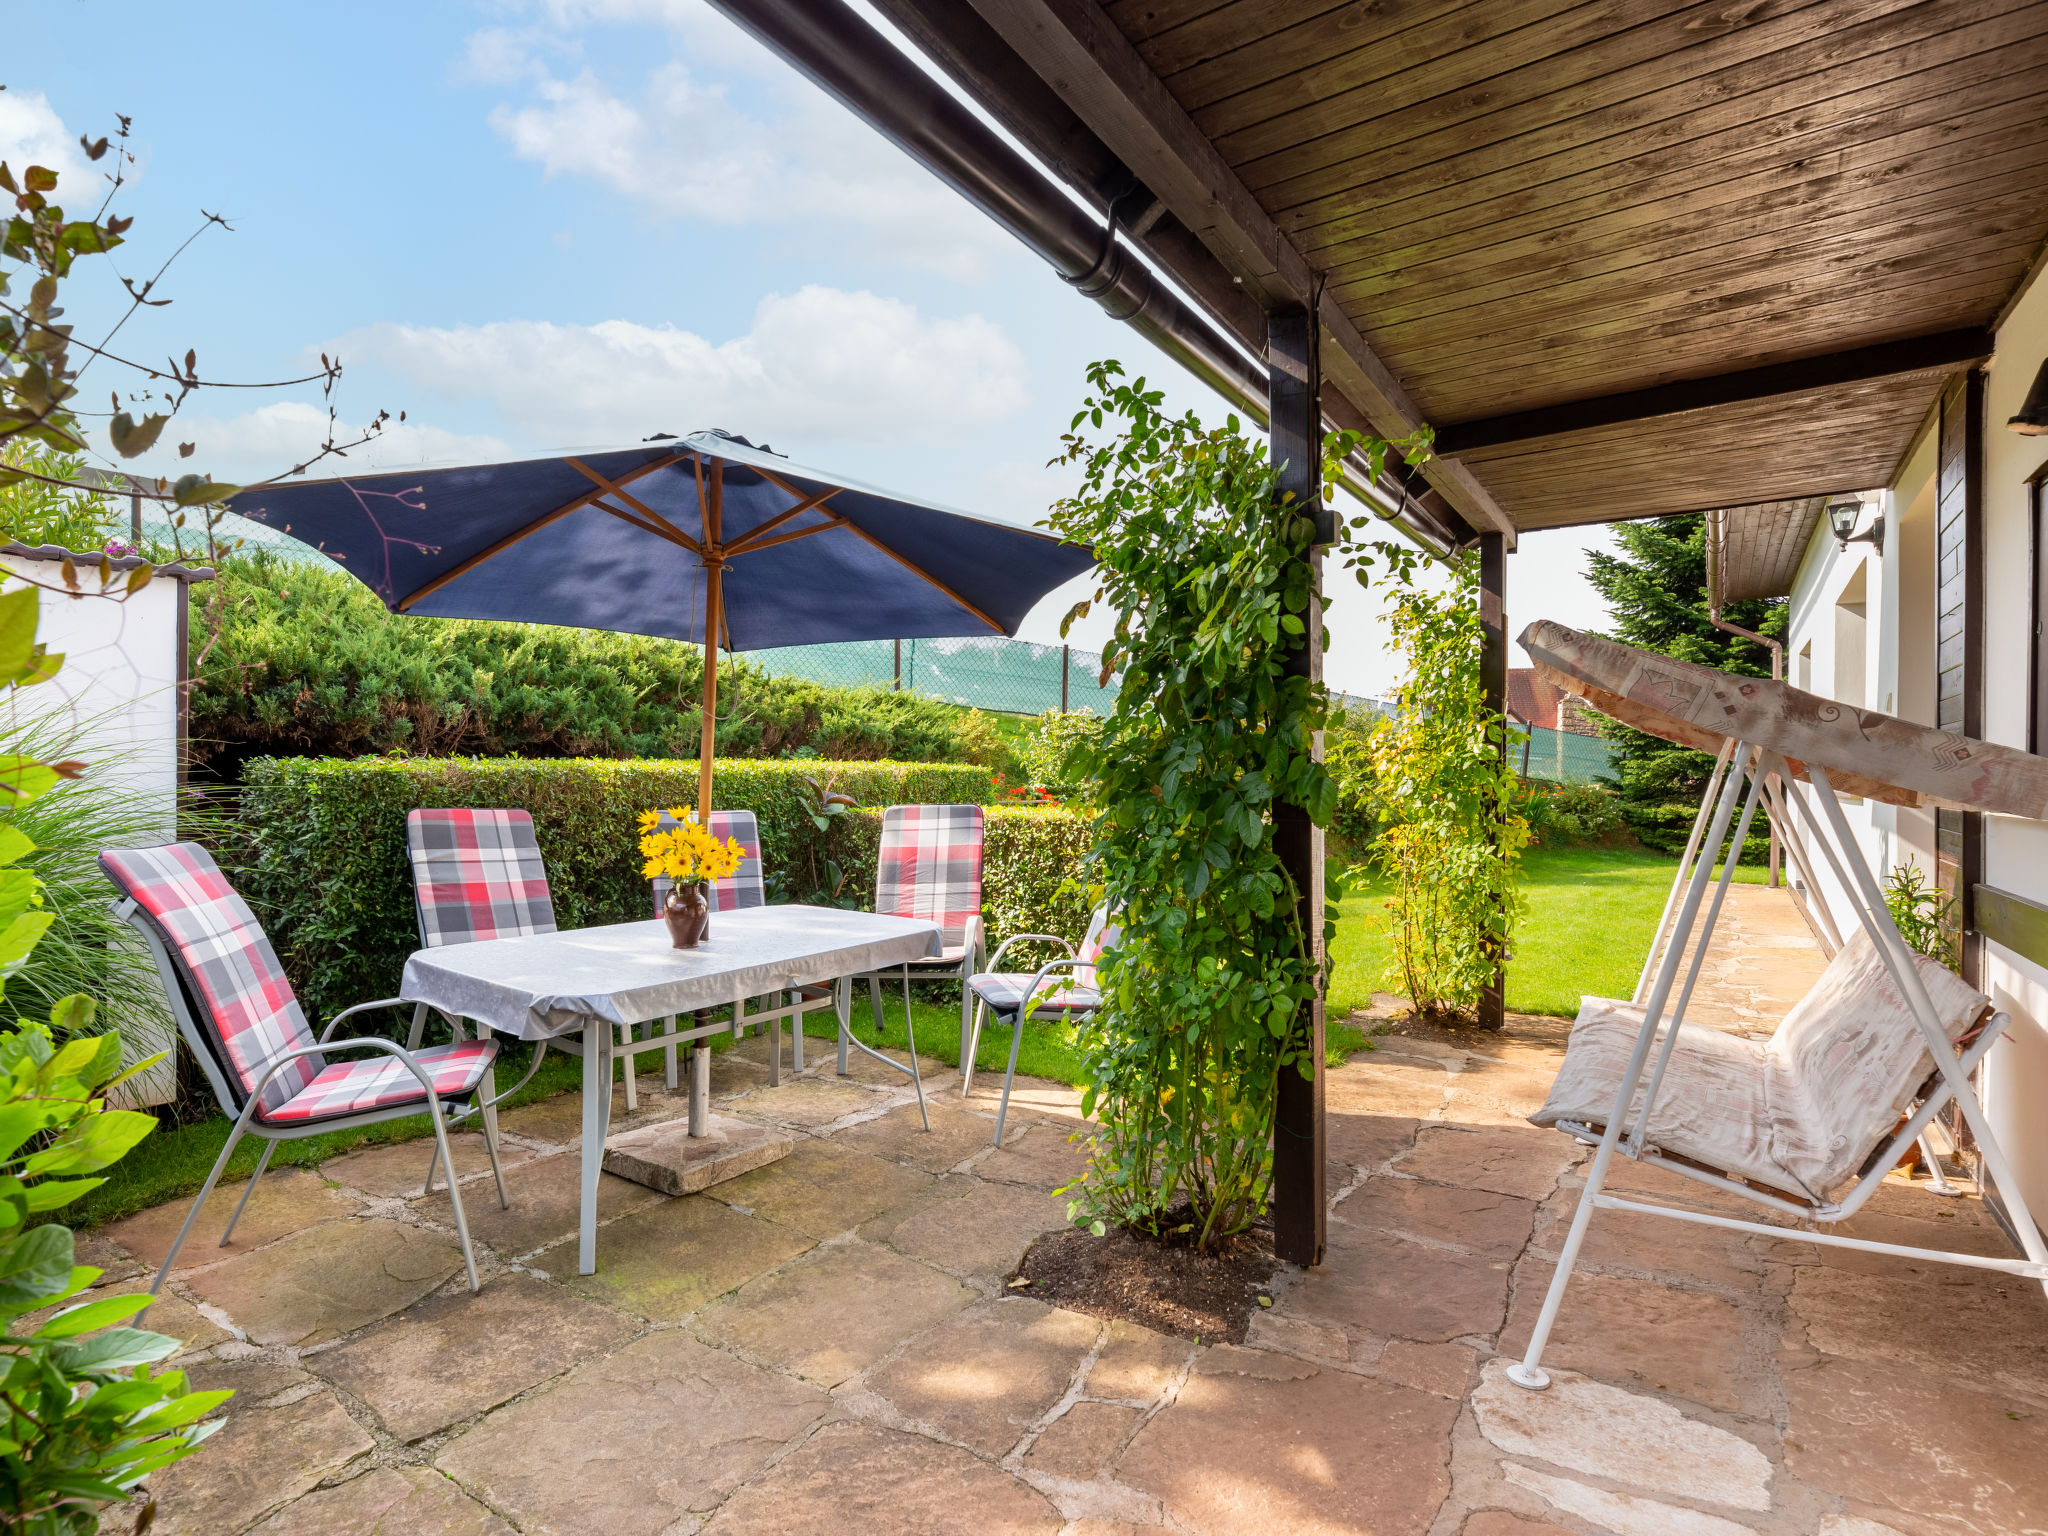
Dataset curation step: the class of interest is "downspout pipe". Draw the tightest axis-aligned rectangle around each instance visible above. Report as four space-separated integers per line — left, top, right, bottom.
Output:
703 0 1456 557
1704 505 1785 886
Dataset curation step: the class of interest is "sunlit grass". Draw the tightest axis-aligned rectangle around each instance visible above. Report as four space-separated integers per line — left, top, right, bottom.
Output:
1331 845 1765 1021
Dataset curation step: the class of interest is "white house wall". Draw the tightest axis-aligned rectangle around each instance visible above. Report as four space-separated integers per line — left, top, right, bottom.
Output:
1979 265 2048 1235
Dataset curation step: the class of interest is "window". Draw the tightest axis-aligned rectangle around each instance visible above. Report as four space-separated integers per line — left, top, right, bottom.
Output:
1835 564 1868 709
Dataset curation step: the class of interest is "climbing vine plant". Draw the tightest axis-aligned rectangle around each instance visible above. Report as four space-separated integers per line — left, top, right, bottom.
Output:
1045 360 1427 1249
1366 560 1530 1020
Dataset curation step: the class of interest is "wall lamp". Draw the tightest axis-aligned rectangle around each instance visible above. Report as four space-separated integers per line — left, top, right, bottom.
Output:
2008 357 2048 434
1827 498 1884 556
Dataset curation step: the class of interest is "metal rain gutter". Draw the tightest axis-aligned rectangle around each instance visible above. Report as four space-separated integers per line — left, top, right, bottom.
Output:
703 0 1457 558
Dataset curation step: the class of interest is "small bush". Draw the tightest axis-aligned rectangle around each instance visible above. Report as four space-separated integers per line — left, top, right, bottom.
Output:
190 552 979 780
1016 709 1102 798
948 709 1025 781
1513 779 1632 849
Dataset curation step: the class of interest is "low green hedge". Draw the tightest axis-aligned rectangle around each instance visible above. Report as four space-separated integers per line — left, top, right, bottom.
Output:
231 756 1094 1025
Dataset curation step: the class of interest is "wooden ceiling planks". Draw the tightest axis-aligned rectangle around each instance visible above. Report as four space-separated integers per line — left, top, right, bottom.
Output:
1717 499 1831 601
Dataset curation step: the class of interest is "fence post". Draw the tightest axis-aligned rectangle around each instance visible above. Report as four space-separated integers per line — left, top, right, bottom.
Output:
1061 646 1070 712
893 638 901 691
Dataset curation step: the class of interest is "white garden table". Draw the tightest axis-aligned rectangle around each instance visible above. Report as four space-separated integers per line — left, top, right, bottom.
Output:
399 905 942 1273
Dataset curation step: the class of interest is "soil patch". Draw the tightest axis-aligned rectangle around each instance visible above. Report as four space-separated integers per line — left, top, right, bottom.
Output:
1009 1214 1278 1345
1367 1000 1571 1052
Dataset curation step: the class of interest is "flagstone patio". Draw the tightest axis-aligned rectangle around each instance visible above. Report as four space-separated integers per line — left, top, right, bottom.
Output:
91 896 2048 1535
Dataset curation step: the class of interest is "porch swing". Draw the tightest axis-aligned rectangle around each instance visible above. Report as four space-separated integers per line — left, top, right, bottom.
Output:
1506 620 2048 1393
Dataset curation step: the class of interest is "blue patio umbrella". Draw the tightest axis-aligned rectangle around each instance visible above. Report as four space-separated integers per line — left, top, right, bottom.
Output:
228 429 1095 816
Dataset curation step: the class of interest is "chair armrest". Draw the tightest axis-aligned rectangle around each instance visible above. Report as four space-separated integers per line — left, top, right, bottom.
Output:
962 914 984 972
245 1034 454 1114
318 997 411 1044
983 934 1076 971
1015 958 1103 1018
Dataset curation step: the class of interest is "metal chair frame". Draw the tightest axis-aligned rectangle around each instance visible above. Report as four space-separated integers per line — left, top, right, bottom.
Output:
113 895 518 1306
1509 744 2048 1392
963 933 1103 1145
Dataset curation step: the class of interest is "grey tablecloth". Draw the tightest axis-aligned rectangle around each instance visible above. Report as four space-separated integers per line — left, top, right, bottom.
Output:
398 905 942 1041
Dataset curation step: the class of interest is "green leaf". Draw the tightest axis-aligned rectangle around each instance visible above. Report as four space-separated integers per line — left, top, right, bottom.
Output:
0 909 53 977
51 1325 180 1373
0 757 60 806
24 1109 157 1176
171 474 241 508
0 1103 67 1162
0 588 38 680
32 1290 153 1338
0 825 36 866
109 411 170 459
0 1225 74 1309
20 1177 104 1212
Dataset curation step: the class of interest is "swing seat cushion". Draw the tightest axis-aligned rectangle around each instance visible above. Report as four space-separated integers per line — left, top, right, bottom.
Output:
1530 930 1990 1203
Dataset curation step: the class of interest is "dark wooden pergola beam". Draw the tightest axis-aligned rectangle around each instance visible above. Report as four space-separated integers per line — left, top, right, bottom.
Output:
1433 328 1993 457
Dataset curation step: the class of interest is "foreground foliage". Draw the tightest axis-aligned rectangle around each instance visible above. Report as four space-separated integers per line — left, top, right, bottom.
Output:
1046 362 1423 1251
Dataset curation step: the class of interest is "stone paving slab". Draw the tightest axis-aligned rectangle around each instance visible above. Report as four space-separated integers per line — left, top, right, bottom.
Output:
1286 1219 1511 1346
413 1147 662 1259
977 1120 1093 1190
880 1175 1069 1282
437 1329 828 1535
1396 1125 1576 1202
695 1238 974 1386
1024 1399 1142 1479
730 1076 894 1129
320 1133 535 1199
704 1136 933 1239
1500 1262 1766 1414
246 1467 513 1535
308 1273 635 1441
535 1193 815 1321
147 1357 372 1536
1336 1175 1537 1261
1117 1351 1460 1536
103 1166 363 1271
179 1218 464 1347
833 1098 1003 1173
701 1419 1064 1535
862 1297 1098 1456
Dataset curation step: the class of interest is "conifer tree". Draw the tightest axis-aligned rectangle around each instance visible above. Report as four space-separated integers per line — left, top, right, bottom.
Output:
1583 513 1784 855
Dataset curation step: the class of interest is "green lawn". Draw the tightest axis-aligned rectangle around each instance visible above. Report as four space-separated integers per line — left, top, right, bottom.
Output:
1330 845 1762 1021
80 845 1698 1229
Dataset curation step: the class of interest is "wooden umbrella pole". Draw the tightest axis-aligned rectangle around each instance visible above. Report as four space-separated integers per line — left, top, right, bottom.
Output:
696 460 725 824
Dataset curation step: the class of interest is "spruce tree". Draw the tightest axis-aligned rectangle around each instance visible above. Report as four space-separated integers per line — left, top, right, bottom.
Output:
1583 513 1785 856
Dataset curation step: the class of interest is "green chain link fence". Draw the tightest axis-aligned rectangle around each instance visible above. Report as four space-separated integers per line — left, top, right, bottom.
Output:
746 636 1120 715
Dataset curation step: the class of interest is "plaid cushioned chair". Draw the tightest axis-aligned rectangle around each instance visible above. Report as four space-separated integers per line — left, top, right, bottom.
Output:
848 804 986 1131
103 843 504 1301
965 907 1118 1144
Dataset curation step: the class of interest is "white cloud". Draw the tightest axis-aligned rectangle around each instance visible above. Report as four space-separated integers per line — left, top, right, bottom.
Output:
341 284 1027 447
116 401 511 484
0 90 94 196
475 25 1000 279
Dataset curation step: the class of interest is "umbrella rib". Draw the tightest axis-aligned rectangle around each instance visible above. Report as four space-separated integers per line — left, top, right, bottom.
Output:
722 485 842 555
591 497 701 555
567 457 703 554
727 519 841 557
396 452 686 612
755 467 1005 635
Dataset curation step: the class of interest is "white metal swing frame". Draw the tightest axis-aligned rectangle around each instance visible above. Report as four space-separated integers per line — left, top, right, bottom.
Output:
1508 739 2048 1392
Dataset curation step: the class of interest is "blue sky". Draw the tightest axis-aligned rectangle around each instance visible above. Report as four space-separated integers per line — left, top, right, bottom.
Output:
7 0 1611 694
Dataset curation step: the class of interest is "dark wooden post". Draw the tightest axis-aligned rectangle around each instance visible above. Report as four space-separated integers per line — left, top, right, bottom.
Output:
1061 644 1071 712
1478 531 1509 1031
1268 303 1326 1267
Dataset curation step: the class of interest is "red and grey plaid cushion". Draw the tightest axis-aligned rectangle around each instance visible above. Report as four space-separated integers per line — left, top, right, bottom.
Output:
1074 908 1121 988
261 1038 498 1125
969 973 1102 1016
649 810 764 917
408 810 557 948
100 843 320 1115
876 805 983 947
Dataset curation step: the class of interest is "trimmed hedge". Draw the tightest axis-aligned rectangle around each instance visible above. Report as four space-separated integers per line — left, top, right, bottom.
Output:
231 756 1094 1026
190 552 977 781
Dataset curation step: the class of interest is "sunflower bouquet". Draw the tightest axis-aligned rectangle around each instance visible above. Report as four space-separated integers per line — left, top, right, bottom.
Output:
637 809 744 889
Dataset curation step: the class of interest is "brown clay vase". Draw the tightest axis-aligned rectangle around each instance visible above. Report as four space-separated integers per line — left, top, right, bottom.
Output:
663 881 709 949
